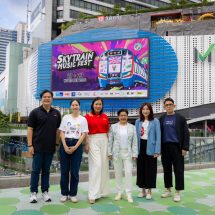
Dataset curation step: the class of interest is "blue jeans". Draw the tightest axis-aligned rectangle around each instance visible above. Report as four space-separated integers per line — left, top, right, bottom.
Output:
30 152 53 193
60 138 83 196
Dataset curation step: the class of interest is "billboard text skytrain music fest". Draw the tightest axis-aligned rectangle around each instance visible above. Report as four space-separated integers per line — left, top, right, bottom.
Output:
52 38 149 98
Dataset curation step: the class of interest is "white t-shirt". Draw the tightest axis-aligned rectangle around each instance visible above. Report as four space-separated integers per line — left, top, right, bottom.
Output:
119 124 128 149
59 114 88 139
141 120 149 140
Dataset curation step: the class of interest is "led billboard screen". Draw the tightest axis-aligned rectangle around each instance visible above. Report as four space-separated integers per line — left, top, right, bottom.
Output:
52 38 149 98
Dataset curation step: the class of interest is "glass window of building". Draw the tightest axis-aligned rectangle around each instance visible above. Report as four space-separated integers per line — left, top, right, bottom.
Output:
86 2 91 10
57 10 63 19
57 0 64 6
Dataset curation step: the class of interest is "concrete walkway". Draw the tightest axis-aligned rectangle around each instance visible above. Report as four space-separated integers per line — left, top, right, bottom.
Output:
0 168 215 215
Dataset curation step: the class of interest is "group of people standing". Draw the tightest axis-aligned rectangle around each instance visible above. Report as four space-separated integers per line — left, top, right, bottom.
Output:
28 90 189 204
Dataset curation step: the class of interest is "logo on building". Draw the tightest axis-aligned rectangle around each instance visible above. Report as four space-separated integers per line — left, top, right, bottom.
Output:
97 14 121 22
194 43 215 63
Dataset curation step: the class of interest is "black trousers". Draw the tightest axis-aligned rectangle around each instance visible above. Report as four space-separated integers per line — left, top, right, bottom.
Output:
136 139 157 189
161 143 184 191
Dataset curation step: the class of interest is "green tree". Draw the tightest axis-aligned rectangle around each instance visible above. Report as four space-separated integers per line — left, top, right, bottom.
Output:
112 4 121 15
11 112 21 123
170 0 178 7
0 111 9 131
100 8 108 16
201 0 208 6
178 0 188 7
79 12 89 19
60 20 76 31
125 5 134 13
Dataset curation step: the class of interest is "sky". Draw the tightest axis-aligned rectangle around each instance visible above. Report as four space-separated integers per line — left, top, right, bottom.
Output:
0 0 28 30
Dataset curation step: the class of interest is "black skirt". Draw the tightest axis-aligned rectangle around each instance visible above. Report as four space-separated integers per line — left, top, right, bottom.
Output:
136 139 157 189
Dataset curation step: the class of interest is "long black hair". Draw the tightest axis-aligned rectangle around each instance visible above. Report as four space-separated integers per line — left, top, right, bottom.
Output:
91 97 103 115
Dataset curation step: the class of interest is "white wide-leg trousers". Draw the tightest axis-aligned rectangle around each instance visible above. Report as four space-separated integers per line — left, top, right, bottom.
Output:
88 134 109 200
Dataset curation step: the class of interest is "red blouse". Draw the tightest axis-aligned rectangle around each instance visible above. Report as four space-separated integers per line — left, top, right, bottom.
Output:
85 113 109 135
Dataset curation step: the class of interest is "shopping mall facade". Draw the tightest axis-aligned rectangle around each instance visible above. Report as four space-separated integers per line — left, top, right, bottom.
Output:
1 3 215 126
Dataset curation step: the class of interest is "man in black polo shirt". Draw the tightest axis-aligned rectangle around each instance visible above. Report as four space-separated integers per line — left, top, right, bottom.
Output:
159 98 189 202
27 89 61 203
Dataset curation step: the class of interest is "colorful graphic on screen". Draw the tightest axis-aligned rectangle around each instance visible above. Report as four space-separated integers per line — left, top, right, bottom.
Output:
52 38 149 98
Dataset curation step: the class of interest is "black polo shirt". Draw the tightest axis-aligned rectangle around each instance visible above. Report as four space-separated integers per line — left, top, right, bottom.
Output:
28 106 61 153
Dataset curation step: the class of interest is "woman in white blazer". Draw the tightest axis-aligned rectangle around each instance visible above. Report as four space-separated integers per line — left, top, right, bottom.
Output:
108 109 138 203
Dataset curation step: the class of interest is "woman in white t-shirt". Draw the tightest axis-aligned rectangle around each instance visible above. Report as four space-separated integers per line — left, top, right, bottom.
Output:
59 99 88 203
135 103 161 200
108 109 138 203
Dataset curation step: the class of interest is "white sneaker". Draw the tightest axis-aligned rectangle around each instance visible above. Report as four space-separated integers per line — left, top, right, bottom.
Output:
161 190 172 198
114 193 122 201
174 193 181 202
146 193 152 200
127 194 133 203
42 191 52 202
30 192 37 203
70 196 78 203
60 195 68 202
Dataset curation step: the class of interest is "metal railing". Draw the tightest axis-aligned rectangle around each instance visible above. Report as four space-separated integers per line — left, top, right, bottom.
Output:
188 136 215 164
0 133 215 177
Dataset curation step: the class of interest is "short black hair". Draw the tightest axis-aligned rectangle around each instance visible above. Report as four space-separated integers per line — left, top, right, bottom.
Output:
70 99 80 106
117 109 128 116
91 97 103 115
164 97 174 104
40 89 53 98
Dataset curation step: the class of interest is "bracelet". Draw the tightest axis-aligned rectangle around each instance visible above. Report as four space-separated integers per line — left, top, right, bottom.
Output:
28 145 33 147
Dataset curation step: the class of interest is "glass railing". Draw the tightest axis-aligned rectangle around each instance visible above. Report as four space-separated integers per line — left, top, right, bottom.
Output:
0 133 89 177
188 136 215 164
0 134 215 177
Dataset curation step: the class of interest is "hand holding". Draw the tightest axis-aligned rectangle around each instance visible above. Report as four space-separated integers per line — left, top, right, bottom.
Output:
108 155 113 160
64 145 72 154
182 150 187 156
29 146 34 155
153 154 160 158
84 144 90 154
69 146 77 153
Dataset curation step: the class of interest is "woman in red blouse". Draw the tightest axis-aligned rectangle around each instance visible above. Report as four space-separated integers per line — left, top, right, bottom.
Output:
85 97 109 204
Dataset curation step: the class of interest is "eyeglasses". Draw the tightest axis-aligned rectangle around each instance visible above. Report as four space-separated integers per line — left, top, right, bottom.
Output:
164 103 174 107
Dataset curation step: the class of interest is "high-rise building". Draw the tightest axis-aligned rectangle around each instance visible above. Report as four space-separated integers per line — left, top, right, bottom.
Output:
0 23 30 74
0 28 17 73
15 22 30 44
2 42 29 114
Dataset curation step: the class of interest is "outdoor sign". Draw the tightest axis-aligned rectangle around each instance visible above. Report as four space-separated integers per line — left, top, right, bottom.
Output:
51 38 149 98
